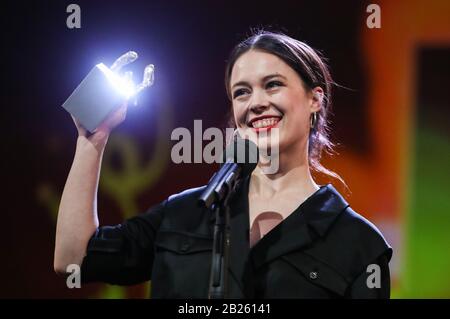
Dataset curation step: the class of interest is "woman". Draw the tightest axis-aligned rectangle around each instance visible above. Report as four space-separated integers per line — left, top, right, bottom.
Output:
54 31 392 298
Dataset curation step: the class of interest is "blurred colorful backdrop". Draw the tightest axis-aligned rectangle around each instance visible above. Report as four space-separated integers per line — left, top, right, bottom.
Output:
2 0 449 298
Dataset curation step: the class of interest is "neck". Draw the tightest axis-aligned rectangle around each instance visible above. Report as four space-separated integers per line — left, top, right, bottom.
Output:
250 141 319 197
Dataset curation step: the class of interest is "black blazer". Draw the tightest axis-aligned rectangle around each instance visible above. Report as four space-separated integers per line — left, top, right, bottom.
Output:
81 178 393 298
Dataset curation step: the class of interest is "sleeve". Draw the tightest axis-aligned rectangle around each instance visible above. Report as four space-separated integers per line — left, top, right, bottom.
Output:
346 251 391 299
80 200 166 285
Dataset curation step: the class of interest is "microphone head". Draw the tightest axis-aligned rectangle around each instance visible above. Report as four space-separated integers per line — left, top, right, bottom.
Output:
222 135 259 177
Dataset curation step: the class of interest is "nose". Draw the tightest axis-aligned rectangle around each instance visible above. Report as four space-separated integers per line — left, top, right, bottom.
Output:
249 89 270 114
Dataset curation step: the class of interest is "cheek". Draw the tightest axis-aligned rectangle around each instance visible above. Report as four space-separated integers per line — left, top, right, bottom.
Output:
271 89 303 114
285 110 309 138
232 103 246 126
281 100 311 138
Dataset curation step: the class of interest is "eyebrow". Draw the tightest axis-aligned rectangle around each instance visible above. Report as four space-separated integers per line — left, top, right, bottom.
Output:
231 73 287 90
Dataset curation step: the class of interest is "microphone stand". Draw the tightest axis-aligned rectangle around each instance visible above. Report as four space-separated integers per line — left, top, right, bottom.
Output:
208 201 231 299
200 135 258 299
204 164 241 299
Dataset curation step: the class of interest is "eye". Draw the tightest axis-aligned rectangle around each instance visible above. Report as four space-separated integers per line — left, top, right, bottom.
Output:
266 80 284 89
233 88 250 99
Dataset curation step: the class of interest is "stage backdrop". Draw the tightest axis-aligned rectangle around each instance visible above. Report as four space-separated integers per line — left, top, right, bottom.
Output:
1 0 449 298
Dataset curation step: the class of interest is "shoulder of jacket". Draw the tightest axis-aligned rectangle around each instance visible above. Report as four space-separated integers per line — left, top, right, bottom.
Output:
166 185 207 207
306 206 392 281
336 207 390 245
157 185 209 232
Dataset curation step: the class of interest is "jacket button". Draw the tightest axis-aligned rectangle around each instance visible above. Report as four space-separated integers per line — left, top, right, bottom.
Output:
180 243 190 252
309 271 318 280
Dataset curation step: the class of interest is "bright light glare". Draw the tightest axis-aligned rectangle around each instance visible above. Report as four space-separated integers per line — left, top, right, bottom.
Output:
97 63 136 99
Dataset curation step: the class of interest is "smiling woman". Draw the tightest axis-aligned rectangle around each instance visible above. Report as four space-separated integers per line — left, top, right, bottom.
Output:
225 32 340 185
54 30 392 299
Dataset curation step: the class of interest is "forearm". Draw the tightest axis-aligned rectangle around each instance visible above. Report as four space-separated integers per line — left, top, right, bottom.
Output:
54 134 108 274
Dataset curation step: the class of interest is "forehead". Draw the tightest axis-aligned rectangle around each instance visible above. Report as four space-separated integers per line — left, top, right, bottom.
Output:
230 49 297 85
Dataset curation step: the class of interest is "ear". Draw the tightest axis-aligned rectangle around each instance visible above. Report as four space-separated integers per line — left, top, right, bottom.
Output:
310 86 324 113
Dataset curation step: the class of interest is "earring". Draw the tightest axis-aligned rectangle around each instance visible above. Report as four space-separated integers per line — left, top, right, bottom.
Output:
310 112 317 129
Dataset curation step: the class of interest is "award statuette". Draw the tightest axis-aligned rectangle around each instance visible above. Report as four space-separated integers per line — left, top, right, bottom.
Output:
62 51 155 133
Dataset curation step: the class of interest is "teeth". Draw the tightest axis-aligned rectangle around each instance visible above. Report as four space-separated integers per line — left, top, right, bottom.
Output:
251 117 280 128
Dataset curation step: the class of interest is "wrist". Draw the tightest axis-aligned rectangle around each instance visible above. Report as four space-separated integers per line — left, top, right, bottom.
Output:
76 131 109 152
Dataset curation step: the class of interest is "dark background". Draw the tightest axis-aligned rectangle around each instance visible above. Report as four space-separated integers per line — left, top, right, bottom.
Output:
1 0 449 298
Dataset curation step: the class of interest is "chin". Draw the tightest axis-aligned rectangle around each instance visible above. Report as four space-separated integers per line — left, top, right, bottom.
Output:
256 140 281 157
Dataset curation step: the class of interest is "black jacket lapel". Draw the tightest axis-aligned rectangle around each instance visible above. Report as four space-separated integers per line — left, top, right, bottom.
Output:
250 184 349 270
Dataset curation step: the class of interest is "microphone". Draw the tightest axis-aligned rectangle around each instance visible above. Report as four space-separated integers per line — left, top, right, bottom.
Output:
198 135 259 209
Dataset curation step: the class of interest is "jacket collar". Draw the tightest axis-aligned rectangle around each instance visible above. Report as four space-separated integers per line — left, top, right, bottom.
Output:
300 182 350 237
250 180 349 269
221 176 349 296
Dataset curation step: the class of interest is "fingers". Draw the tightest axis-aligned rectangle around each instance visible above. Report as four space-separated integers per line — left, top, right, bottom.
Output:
97 104 128 133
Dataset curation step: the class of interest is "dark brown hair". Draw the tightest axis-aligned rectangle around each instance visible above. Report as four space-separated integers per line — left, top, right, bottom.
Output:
225 30 346 185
